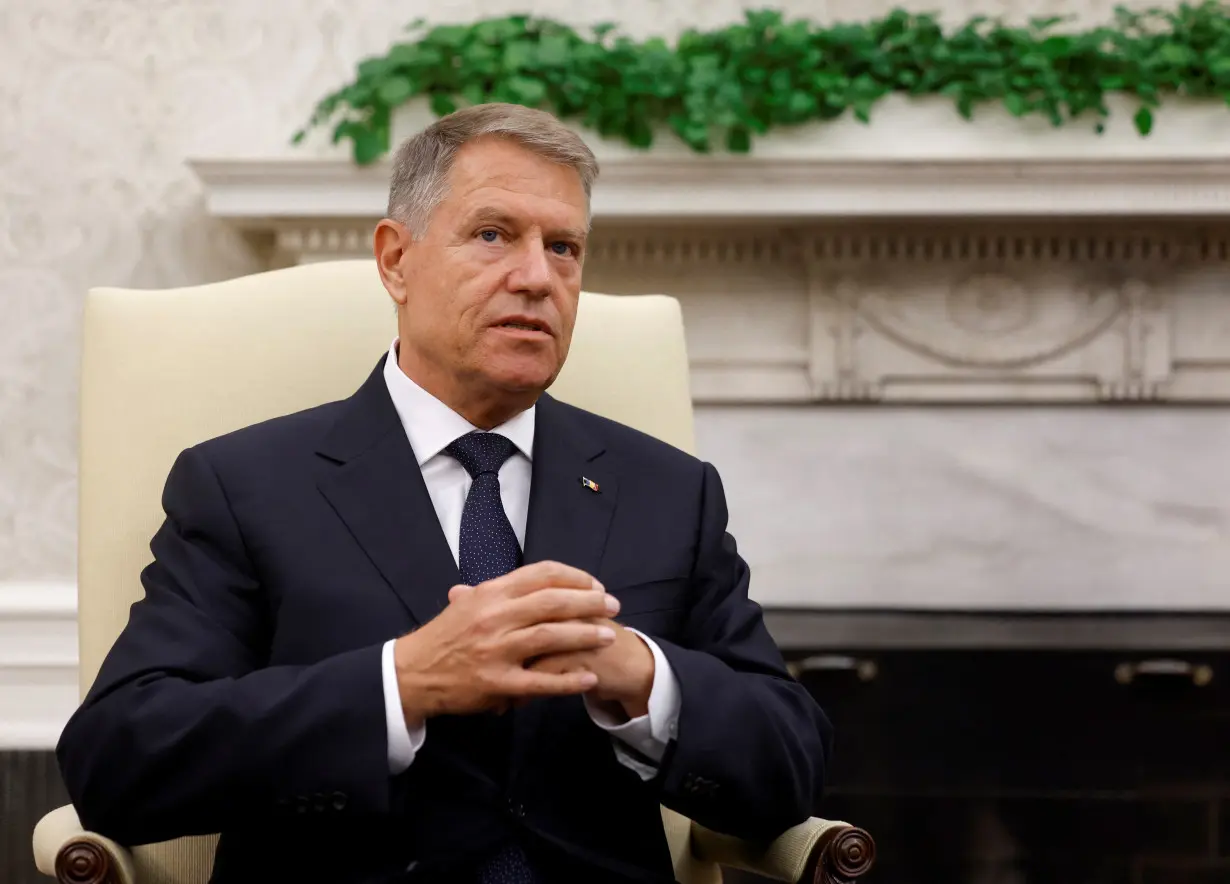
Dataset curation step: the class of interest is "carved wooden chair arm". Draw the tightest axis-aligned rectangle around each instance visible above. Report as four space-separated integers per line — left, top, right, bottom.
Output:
33 805 135 884
690 817 876 883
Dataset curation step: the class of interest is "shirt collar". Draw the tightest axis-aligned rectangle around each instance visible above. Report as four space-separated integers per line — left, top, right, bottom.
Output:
382 340 535 466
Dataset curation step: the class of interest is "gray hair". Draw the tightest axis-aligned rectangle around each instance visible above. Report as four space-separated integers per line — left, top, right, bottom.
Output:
386 102 599 237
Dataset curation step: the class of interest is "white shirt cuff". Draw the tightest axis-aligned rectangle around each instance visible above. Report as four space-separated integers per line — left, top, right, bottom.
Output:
584 629 681 780
382 638 425 775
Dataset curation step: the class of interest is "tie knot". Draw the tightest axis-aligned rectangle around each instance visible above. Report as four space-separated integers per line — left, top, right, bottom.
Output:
445 431 518 479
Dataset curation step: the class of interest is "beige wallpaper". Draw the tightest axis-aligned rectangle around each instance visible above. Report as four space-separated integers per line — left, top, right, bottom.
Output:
0 0 1131 581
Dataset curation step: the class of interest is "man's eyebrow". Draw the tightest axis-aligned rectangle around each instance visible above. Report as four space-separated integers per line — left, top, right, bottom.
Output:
554 226 589 244
469 207 517 227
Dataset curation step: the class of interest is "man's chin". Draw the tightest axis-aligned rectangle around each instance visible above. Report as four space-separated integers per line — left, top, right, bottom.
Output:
483 365 559 398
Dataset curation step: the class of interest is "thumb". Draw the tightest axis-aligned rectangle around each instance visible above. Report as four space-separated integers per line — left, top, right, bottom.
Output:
447 584 476 603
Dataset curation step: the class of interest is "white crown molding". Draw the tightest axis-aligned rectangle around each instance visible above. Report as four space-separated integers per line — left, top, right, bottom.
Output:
0 582 78 749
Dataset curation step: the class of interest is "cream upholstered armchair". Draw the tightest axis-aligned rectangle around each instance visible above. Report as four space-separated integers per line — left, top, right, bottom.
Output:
32 260 875 884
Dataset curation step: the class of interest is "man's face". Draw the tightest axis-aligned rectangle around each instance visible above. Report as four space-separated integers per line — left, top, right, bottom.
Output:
378 137 588 419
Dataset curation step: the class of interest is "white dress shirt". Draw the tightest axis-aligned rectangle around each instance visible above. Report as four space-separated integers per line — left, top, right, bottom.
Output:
379 342 681 780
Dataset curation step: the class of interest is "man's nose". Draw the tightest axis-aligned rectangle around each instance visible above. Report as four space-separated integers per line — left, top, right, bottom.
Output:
508 240 553 296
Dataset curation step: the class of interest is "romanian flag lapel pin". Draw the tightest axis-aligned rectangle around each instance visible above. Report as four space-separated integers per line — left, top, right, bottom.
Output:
580 476 601 493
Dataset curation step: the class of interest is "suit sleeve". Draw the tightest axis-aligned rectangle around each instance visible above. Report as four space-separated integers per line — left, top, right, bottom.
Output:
653 461 833 840
57 446 392 846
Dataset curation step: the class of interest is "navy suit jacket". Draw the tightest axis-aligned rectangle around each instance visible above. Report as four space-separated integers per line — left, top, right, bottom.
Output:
57 359 833 883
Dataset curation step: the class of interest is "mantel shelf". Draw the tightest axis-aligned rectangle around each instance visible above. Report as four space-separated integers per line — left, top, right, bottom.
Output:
190 154 1230 224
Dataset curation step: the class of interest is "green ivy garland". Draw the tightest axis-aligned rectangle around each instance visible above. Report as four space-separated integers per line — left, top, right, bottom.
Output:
295 2 1230 165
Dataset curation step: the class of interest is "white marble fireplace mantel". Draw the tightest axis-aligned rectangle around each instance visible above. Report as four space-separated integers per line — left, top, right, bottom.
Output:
189 104 1230 612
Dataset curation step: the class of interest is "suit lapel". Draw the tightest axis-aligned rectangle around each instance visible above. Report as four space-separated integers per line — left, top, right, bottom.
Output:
512 393 619 779
315 360 460 627
521 393 618 576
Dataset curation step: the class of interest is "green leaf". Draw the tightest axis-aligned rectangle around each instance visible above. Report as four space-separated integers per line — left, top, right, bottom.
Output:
377 76 415 106
351 126 386 165
726 126 752 152
1154 42 1195 67
473 18 523 44
505 75 548 105
461 82 488 106
956 91 974 120
425 24 469 47
356 56 394 79
538 34 572 66
788 90 817 116
388 43 421 66
1134 105 1154 135
429 93 457 117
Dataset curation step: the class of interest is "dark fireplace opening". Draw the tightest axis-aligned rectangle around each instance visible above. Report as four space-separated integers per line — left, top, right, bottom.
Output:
730 648 1230 884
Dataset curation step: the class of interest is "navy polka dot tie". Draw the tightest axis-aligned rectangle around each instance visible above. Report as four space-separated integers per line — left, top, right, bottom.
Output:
445 432 523 586
444 431 539 884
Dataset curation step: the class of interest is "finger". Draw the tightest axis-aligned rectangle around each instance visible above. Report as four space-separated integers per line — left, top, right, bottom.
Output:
504 587 620 627
484 561 602 598
447 584 476 603
506 622 614 661
526 651 589 675
502 668 599 697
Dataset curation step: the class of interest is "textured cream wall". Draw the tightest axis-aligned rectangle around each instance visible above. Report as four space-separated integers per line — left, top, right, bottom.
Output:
0 0 1132 580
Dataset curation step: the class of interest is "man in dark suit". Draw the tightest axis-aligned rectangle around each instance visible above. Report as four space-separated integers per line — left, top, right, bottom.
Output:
57 102 833 884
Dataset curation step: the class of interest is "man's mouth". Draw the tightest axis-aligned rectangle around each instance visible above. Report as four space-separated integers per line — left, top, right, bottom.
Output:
498 320 549 333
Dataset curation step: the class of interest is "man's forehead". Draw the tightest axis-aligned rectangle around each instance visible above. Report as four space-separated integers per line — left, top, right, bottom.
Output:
448 182 588 232
449 142 585 204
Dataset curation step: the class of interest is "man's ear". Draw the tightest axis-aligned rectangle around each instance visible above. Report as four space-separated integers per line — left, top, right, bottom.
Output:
374 219 412 308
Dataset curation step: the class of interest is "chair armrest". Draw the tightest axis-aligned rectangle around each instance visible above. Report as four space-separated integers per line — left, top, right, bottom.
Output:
32 805 136 884
689 817 876 883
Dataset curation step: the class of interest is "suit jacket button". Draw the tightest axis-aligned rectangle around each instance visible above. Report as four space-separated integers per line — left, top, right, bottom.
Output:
331 791 348 811
507 799 526 818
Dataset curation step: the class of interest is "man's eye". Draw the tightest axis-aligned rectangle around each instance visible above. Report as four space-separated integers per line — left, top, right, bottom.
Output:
550 242 574 256
479 230 500 243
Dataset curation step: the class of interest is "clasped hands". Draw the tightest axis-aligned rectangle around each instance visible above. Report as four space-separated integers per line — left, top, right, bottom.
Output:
393 561 655 727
